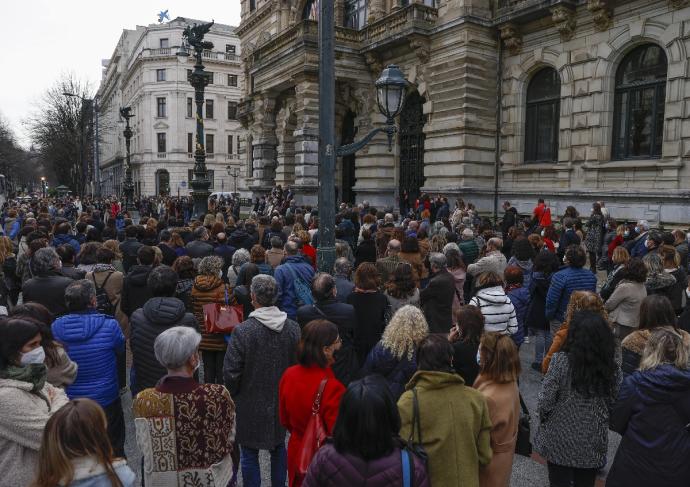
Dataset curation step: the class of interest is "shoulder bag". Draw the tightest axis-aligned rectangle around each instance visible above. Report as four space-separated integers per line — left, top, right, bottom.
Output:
515 392 533 457
406 388 428 465
296 378 329 480
204 286 244 334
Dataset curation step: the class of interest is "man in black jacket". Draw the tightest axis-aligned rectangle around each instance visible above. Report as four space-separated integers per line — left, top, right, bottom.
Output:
420 253 456 334
129 265 197 394
119 225 143 273
500 201 518 238
157 230 178 266
296 272 358 385
121 246 156 317
185 227 215 259
22 247 74 317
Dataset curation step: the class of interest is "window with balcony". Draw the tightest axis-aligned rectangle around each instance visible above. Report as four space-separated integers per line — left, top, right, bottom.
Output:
187 97 193 118
206 134 215 155
160 38 169 48
156 69 166 82
188 133 194 154
612 44 667 160
524 68 560 163
228 74 238 87
344 0 367 29
156 97 167 118
303 0 318 20
228 101 238 120
206 99 214 119
228 134 234 155
157 133 167 153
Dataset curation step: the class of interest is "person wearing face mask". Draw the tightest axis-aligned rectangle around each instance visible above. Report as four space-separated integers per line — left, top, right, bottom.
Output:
0 317 70 487
134 326 237 487
279 320 346 487
627 219 651 258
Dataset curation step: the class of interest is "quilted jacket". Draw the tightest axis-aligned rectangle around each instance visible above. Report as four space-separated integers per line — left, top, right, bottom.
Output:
545 266 597 322
304 443 429 487
360 343 417 400
52 310 125 407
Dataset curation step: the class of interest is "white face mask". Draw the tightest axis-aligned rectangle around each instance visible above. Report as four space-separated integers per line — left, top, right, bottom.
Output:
218 269 224 279
20 346 45 366
476 349 481 366
540 230 545 237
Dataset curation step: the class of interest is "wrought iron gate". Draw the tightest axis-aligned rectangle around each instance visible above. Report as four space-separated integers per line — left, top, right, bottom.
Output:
398 91 426 203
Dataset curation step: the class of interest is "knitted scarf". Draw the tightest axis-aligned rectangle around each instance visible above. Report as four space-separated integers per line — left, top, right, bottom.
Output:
0 363 47 393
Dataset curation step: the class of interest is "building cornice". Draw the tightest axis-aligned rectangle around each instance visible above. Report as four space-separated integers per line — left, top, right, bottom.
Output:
236 2 274 37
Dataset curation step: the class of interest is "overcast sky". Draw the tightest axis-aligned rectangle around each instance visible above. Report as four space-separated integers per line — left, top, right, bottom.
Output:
0 0 241 148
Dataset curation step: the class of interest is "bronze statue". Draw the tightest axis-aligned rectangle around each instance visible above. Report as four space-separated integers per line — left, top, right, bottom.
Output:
183 21 215 51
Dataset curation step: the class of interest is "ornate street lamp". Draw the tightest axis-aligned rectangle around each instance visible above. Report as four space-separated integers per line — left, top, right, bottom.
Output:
119 106 135 211
177 21 214 219
227 166 240 196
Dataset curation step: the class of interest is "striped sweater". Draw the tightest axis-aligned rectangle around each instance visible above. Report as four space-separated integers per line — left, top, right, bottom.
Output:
470 286 518 336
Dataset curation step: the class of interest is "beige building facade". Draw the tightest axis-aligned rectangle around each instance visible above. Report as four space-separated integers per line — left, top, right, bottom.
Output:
237 0 690 223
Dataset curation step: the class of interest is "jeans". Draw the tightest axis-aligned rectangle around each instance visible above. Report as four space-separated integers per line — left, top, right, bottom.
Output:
104 397 126 458
533 328 553 364
202 350 226 385
547 462 597 487
240 444 286 487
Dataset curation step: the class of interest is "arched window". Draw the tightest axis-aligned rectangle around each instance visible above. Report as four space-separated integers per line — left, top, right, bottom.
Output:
303 0 318 20
612 44 667 160
525 67 560 163
344 0 367 29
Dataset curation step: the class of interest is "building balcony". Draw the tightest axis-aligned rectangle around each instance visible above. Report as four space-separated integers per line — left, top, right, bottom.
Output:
358 3 438 50
157 152 167 159
128 46 241 69
494 0 580 25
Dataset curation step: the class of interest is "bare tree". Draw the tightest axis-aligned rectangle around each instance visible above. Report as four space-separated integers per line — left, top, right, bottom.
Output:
26 73 94 194
0 114 45 194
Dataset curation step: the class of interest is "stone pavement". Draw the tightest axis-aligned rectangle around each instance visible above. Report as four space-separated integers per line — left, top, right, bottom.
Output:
122 338 621 486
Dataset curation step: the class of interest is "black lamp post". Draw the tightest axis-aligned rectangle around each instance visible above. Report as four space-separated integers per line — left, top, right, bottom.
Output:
227 166 240 195
177 21 214 220
119 106 135 211
317 0 408 272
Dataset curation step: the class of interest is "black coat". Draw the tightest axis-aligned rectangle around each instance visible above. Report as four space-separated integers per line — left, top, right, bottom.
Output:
129 297 197 394
158 243 178 266
346 291 389 365
501 207 518 237
22 273 74 317
297 299 359 385
452 339 480 386
526 271 551 331
608 365 690 487
185 240 215 259
119 238 143 273
354 240 377 269
61 265 86 280
121 265 153 316
419 269 455 334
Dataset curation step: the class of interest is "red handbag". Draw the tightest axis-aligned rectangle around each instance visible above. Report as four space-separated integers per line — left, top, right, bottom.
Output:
296 378 329 480
203 287 244 334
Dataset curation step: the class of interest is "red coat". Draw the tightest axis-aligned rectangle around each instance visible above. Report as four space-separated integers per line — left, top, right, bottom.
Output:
302 245 317 268
608 235 624 258
279 365 345 487
543 238 556 253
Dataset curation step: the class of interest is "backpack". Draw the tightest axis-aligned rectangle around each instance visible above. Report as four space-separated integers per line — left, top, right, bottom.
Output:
92 272 116 316
285 264 314 306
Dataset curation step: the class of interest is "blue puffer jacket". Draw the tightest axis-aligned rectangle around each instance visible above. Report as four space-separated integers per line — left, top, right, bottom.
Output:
545 266 597 322
360 342 416 400
607 365 690 487
52 310 125 407
274 255 316 319
52 233 81 254
507 285 530 347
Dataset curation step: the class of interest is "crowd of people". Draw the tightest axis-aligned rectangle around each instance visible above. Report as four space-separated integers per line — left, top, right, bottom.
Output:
0 190 688 487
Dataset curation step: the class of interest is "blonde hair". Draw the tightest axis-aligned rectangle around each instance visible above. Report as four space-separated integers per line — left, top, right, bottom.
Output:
102 240 122 260
564 291 608 327
146 218 158 231
429 234 447 253
33 398 123 487
639 328 689 371
611 246 630 265
380 305 429 361
479 332 521 383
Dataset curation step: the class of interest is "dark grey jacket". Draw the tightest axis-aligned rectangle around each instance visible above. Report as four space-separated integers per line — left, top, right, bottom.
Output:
223 313 300 449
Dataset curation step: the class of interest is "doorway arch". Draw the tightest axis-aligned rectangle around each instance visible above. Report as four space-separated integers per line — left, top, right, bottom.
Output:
398 91 426 205
156 169 170 196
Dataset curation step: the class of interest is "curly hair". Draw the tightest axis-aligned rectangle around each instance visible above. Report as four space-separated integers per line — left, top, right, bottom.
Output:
511 237 535 261
429 234 447 253
198 256 223 276
172 255 196 279
562 310 617 397
562 290 608 328
385 263 416 299
380 305 429 361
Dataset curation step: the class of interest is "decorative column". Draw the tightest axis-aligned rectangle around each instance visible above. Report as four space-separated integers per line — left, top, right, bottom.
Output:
249 93 278 194
275 97 297 187
292 76 320 205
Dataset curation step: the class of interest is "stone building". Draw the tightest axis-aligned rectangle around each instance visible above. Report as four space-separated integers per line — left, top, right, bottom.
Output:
97 17 247 198
237 0 690 224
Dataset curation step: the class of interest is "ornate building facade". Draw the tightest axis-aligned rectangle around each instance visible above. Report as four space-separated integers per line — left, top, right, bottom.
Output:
98 18 247 198
237 0 690 223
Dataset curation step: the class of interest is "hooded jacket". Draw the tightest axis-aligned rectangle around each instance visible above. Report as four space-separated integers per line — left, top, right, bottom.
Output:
121 265 153 317
469 286 518 336
607 365 690 487
130 297 197 394
52 310 125 407
223 308 300 449
274 255 316 320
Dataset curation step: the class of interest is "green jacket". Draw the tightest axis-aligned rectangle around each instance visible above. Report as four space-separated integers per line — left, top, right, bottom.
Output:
398 370 492 487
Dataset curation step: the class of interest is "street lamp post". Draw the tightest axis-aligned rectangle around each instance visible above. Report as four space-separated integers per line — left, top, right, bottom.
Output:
40 177 46 199
177 21 214 220
227 166 240 196
119 107 135 211
317 0 408 272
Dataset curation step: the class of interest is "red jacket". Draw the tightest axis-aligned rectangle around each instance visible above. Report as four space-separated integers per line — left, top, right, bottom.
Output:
608 235 624 258
302 245 317 268
279 365 345 487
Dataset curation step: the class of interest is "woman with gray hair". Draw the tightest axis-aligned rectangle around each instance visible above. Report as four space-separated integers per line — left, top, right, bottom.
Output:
191 256 235 384
607 327 690 487
227 248 250 287
134 326 237 487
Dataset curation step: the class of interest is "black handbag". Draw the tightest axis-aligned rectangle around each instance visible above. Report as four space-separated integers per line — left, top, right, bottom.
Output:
515 393 533 457
406 388 429 466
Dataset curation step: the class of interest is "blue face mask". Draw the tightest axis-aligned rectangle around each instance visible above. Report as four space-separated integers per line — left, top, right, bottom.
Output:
624 231 630 238
476 349 481 366
634 226 640 234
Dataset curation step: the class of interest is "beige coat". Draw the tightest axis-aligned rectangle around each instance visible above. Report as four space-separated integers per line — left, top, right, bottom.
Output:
87 269 129 337
266 248 285 269
474 375 520 487
605 280 647 329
